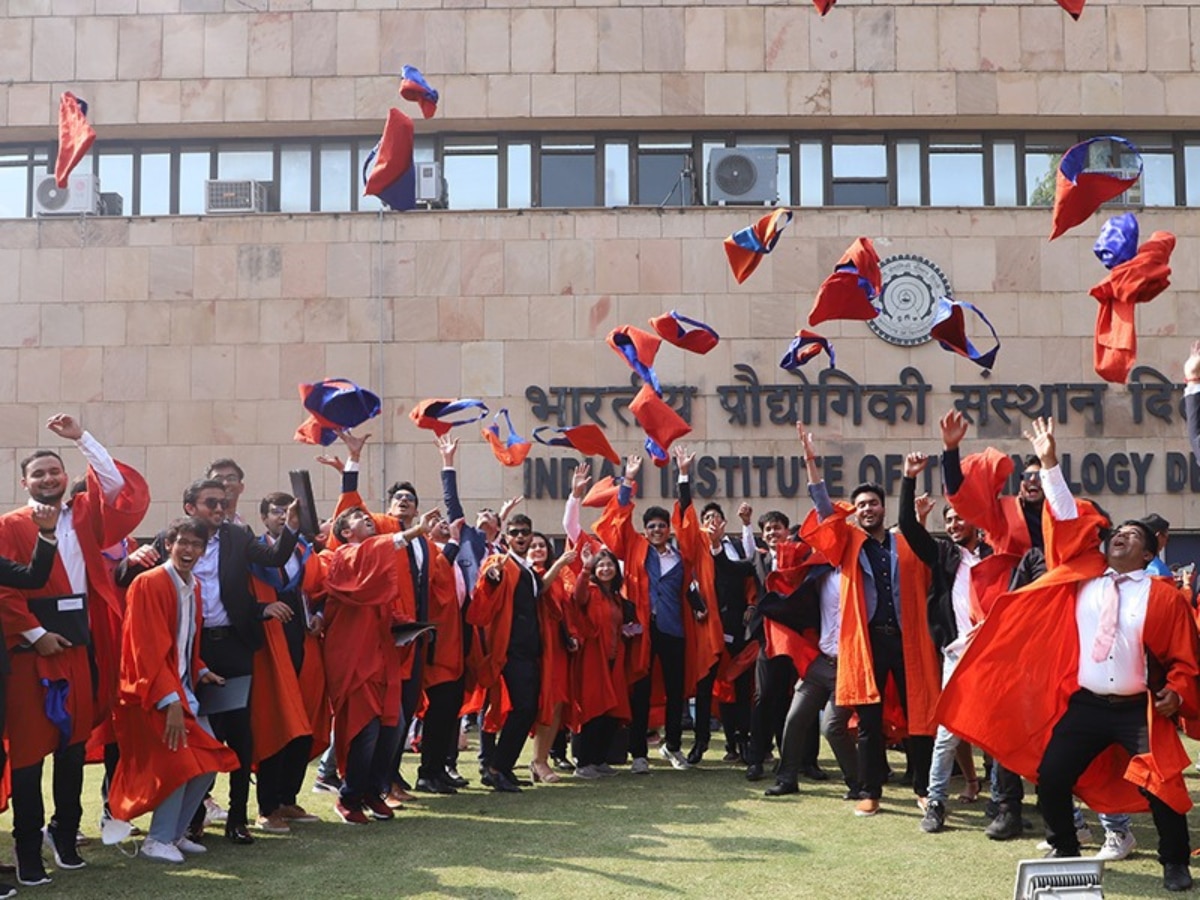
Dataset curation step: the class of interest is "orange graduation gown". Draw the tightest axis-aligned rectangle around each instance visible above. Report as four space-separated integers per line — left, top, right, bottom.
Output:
108 566 238 822
1090 230 1174 384
569 579 631 729
938 501 1200 814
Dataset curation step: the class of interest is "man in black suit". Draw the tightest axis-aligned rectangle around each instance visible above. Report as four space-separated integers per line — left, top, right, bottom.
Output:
118 478 300 844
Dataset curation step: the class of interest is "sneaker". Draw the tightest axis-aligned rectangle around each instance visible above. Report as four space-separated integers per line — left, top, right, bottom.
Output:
277 804 320 823
594 763 619 777
0 883 15 900
203 797 228 825
659 745 690 770
1164 862 1193 892
15 852 51 887
174 836 207 855
984 806 1024 841
1095 829 1136 861
1037 825 1094 852
139 838 184 864
100 815 134 846
574 765 602 780
631 757 650 775
363 797 395 821
43 827 86 869
854 797 881 817
334 801 370 825
312 774 343 794
919 800 946 834
254 814 291 834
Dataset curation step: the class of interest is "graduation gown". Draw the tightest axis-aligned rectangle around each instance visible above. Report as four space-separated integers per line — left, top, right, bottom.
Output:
938 501 1200 814
1090 231 1174 384
534 564 576 728
108 566 238 822
465 555 523 692
0 459 149 770
322 535 406 771
569 579 630 728
422 548 464 690
801 502 940 736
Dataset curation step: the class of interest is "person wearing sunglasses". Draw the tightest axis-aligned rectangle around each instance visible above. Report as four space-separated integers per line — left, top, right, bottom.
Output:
117 478 301 846
593 445 714 776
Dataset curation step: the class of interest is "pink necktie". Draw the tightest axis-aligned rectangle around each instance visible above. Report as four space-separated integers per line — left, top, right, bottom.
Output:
1091 572 1125 663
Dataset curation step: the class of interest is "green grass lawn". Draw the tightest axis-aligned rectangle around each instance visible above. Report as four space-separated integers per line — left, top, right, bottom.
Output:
28 742 1186 899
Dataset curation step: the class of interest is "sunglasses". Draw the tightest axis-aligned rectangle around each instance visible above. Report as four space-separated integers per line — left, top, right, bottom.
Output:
1021 471 1041 483
507 527 532 537
201 498 228 510
392 493 417 503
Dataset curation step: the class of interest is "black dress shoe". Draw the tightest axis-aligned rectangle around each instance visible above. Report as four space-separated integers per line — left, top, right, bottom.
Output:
764 781 799 797
489 770 522 793
444 771 470 789
415 777 456 795
225 824 255 845
505 770 533 787
1164 863 1193 892
686 741 708 766
799 764 830 782
745 764 764 782
480 769 495 788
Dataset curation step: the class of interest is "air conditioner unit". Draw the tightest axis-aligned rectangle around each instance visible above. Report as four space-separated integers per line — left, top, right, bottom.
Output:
707 147 779 205
205 179 268 214
415 162 446 207
34 172 101 216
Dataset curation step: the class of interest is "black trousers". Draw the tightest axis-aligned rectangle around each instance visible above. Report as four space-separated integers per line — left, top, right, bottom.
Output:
694 664 754 752
392 650 425 779
1038 690 1190 864
256 735 313 817
992 760 1025 806
748 652 796 765
419 678 465 781
11 741 84 858
492 656 540 773
341 716 402 804
198 628 255 828
629 622 686 757
577 716 619 767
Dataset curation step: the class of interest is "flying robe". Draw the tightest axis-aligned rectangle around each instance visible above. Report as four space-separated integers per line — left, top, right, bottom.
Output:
592 494 720 697
1090 230 1175 384
800 502 939 736
533 563 576 728
0 458 149 771
937 500 1200 814
108 566 238 822
569 578 631 729
322 535 406 772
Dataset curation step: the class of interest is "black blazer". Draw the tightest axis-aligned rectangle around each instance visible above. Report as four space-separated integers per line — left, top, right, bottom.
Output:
117 522 299 653
0 535 59 675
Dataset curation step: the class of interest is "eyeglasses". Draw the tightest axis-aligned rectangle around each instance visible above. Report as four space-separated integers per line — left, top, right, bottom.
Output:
507 527 531 537
267 506 289 517
201 498 228 510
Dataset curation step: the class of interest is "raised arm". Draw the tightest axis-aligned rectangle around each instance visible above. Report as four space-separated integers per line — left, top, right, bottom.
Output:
938 409 969 496
673 445 694 513
798 423 834 521
436 434 468 524
897 453 939 568
563 462 590 544
1023 417 1077 521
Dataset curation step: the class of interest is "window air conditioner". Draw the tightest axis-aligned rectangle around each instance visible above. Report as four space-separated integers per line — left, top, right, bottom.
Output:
706 148 779 206
205 179 269 214
416 162 446 207
34 172 101 216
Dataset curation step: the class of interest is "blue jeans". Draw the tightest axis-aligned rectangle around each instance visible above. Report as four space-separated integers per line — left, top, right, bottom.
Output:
148 707 216 844
925 724 962 805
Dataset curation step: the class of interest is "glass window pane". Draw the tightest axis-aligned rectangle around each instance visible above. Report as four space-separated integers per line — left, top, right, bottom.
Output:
508 143 532 209
279 147 312 213
139 153 170 215
798 141 823 206
0 168 27 218
638 152 691 206
1140 153 1175 206
604 143 629 207
217 148 272 182
97 153 133 214
777 150 791 207
444 155 498 210
993 141 1018 206
319 144 351 212
1025 152 1059 206
896 141 921 206
832 143 886 178
830 181 887 206
414 137 435 164
541 153 595 207
929 153 984 206
1186 146 1200 206
179 150 210 215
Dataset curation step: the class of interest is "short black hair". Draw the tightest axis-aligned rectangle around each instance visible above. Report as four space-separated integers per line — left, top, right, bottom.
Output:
260 491 294 518
850 483 886 505
701 502 725 521
508 513 533 530
1119 519 1158 555
643 506 671 527
20 450 64 477
183 479 227 509
206 458 244 481
1141 513 1170 537
758 510 790 530
165 516 210 545
387 481 419 506
1022 455 1042 470
333 506 368 541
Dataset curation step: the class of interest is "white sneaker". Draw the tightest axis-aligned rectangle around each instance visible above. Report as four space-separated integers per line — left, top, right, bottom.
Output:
574 765 602 780
1094 829 1136 861
1036 826 1094 852
630 757 650 775
100 815 134 846
659 745 690 770
174 837 207 855
203 797 228 825
140 838 184 864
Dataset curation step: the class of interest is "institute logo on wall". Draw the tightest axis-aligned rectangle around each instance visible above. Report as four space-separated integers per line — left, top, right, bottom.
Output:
867 255 951 347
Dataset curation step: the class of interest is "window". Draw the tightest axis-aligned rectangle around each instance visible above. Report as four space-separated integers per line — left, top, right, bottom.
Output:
637 139 693 206
443 140 499 210
179 150 211 214
603 142 629 206
1024 134 1074 206
895 140 921 206
539 140 596 208
318 144 352 212
830 140 888 206
97 152 133 215
0 165 27 218
928 137 984 207
734 137 787 208
279 147 312 213
797 141 823 206
992 140 1018 206
140 153 170 215
1185 145 1200 206
507 143 532 208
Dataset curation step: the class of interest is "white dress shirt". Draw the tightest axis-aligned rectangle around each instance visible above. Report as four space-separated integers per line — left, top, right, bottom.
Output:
1076 567 1150 696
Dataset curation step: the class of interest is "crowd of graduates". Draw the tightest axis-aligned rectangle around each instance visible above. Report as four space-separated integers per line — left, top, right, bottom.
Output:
1 343 1199 896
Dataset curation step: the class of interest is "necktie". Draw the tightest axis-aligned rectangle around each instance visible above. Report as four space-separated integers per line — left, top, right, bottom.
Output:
1091 572 1126 663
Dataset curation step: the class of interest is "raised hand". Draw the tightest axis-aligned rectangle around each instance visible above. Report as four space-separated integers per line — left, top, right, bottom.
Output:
339 429 370 462
286 499 302 532
571 462 592 499
939 409 969 450
737 502 753 526
1022 417 1057 467
915 492 936 526
46 414 83 441
580 544 595 570
703 516 727 547
903 452 929 479
448 517 465 543
315 454 345 473
498 496 523 524
418 508 443 534
30 503 60 533
672 444 694 476
1185 340 1200 384
558 548 578 567
436 434 458 467
624 454 643 482
127 543 160 567
796 421 817 459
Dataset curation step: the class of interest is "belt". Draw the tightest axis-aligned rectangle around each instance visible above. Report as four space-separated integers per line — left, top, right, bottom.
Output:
203 626 235 640
869 624 900 636
1080 689 1144 706
819 653 838 666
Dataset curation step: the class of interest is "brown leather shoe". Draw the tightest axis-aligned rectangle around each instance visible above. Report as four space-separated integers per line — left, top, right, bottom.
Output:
854 798 881 817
